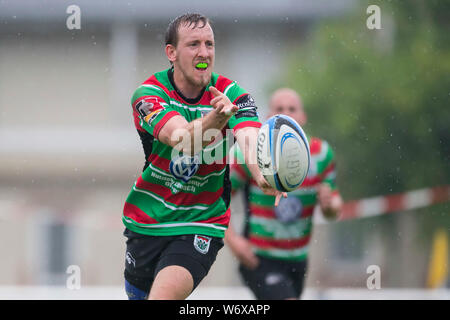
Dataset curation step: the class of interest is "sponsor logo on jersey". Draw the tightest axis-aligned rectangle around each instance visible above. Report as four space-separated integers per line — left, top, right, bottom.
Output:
235 94 256 109
274 197 303 223
235 94 258 119
144 109 162 125
135 97 158 118
194 235 212 254
169 154 200 182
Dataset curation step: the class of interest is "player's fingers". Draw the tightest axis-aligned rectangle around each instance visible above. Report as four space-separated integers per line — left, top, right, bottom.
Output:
274 193 282 206
210 96 222 106
215 102 225 112
209 86 222 98
223 104 238 116
211 100 224 111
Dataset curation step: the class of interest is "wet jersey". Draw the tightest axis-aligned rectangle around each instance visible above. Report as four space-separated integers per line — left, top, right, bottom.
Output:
123 68 261 238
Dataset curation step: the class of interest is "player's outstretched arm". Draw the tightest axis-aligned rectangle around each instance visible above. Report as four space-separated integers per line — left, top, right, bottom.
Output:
157 86 238 155
234 126 287 206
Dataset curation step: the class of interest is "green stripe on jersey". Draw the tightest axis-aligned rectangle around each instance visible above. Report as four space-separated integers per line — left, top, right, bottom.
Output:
124 69 261 238
254 247 309 261
249 216 312 239
123 217 226 237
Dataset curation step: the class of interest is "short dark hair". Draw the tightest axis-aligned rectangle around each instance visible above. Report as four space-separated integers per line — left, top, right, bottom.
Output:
165 13 212 47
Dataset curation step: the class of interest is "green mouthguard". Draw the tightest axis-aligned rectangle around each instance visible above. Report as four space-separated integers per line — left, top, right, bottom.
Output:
196 63 208 69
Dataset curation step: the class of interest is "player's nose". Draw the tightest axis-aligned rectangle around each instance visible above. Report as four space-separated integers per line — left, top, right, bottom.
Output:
197 43 209 58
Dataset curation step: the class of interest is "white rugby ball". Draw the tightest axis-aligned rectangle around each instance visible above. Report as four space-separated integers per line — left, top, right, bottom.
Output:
256 114 310 192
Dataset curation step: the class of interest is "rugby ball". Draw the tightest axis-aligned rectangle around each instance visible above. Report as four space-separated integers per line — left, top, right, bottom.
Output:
256 114 310 192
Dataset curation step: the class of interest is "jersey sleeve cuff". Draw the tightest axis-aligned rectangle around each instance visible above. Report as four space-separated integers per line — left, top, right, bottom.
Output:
232 121 262 134
153 110 181 140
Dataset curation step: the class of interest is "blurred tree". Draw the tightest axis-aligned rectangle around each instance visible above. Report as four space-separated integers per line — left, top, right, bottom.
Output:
273 0 450 199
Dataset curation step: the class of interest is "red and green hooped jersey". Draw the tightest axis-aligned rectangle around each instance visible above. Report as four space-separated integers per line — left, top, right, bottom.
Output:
230 137 338 261
123 68 261 238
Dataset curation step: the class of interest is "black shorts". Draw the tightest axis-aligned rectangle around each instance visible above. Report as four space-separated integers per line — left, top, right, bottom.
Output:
239 255 308 300
123 228 224 295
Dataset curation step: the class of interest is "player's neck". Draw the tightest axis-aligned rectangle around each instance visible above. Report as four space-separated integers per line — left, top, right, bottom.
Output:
172 67 204 99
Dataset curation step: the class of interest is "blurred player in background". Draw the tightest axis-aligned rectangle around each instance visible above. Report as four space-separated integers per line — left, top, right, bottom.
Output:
225 88 343 300
122 13 284 300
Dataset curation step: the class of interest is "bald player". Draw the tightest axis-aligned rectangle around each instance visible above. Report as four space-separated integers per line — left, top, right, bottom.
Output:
226 88 343 300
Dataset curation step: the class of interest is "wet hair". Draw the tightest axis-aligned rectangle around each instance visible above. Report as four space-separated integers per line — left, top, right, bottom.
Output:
165 13 212 47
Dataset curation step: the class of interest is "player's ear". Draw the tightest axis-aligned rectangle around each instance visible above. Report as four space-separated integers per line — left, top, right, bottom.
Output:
165 44 177 64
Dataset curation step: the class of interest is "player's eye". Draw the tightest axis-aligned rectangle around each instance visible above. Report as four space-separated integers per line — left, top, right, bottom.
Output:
289 106 296 113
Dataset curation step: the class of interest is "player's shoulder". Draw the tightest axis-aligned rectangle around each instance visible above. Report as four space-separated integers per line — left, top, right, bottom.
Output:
309 136 333 156
211 72 236 93
132 69 171 103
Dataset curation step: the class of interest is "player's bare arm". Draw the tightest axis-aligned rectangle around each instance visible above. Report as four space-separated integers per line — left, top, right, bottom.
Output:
317 183 343 219
224 225 259 269
234 126 287 206
157 86 238 155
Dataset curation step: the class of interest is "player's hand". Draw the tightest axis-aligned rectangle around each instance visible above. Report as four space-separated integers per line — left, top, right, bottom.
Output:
228 235 259 270
255 175 287 206
317 183 332 210
209 86 238 118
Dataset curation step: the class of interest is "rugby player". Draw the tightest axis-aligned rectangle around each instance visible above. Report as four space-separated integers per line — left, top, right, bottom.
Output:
226 88 343 300
122 13 285 300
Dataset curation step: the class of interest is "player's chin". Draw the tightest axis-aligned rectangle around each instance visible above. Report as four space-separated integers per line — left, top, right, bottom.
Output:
197 73 211 87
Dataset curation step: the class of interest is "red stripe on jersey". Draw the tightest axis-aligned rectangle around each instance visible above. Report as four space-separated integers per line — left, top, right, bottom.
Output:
250 205 275 218
134 112 146 132
233 121 262 134
215 76 233 93
300 176 322 187
198 207 230 226
232 163 249 181
167 89 213 106
233 93 248 104
300 206 315 218
309 137 322 155
136 176 223 206
205 127 228 146
153 110 181 139
132 95 165 109
249 234 311 250
322 163 336 178
142 75 171 96
198 91 214 106
149 153 227 177
123 202 159 224
250 205 314 219
301 163 335 187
